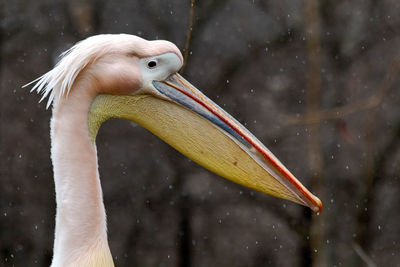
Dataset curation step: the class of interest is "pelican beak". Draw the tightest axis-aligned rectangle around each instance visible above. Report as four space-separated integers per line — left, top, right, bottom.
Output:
89 73 322 213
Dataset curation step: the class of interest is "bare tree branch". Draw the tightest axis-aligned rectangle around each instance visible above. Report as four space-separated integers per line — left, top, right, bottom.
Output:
304 1 327 266
285 55 400 125
181 0 196 74
352 243 378 267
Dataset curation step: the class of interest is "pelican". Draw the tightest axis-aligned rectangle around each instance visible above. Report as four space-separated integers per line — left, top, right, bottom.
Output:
25 34 321 267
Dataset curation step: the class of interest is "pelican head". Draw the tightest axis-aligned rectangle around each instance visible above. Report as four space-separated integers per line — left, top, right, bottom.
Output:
27 34 321 266
29 34 321 212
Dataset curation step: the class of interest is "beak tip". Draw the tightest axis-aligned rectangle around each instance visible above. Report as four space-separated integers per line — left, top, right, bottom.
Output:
310 196 323 214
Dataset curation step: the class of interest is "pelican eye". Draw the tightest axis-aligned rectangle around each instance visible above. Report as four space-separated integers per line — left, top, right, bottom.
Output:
147 60 157 68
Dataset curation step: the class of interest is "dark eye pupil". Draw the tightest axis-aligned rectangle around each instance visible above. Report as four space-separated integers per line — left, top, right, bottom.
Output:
148 61 157 68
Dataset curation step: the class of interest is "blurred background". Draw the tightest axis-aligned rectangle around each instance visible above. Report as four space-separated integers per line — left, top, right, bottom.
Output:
1 0 400 266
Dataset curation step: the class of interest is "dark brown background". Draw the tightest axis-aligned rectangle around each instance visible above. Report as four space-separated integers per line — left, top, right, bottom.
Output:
1 0 400 266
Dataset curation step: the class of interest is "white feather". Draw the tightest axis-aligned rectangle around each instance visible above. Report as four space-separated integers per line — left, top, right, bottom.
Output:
23 34 141 109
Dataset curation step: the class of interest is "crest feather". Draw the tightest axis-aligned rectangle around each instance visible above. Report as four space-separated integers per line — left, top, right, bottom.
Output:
23 34 131 109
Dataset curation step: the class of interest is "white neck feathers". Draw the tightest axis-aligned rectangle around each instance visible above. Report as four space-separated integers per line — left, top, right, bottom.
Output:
50 84 113 267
